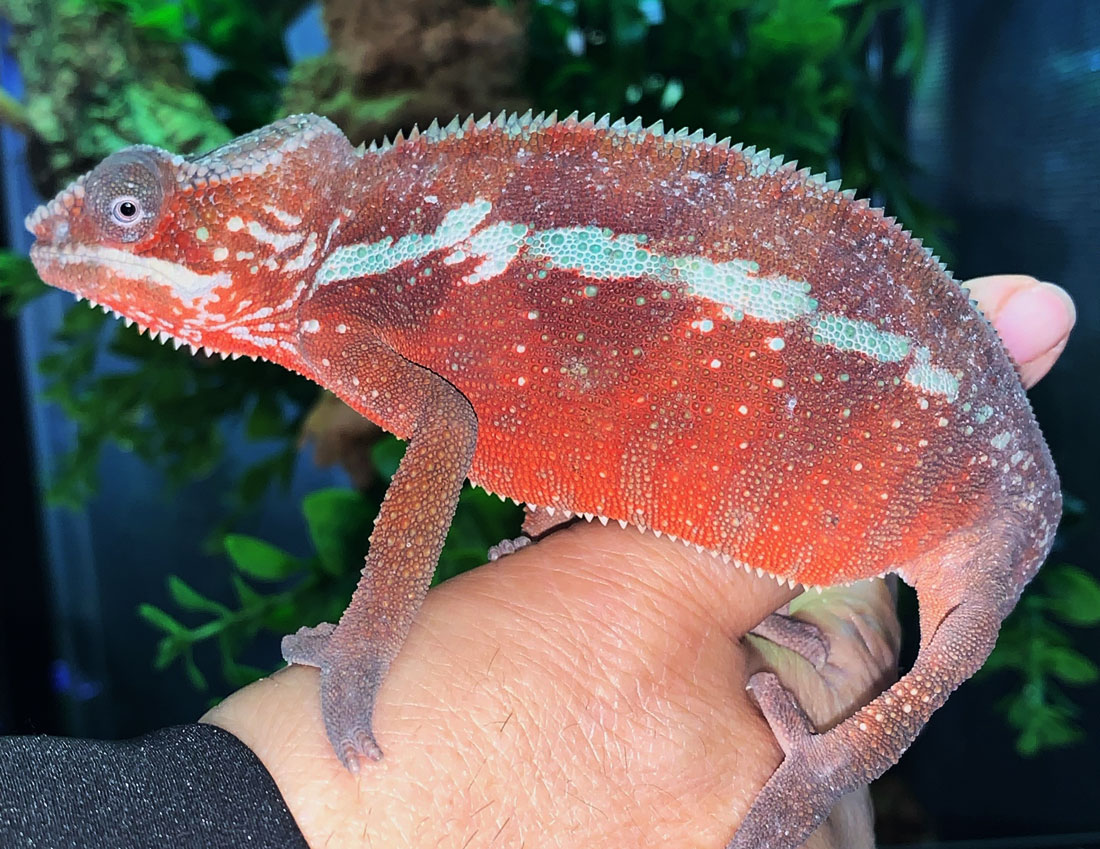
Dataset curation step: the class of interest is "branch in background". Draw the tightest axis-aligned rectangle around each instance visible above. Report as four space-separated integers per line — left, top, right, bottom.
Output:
0 87 33 137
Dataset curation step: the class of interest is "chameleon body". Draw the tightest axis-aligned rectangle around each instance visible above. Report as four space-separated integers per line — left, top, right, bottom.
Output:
27 112 1061 848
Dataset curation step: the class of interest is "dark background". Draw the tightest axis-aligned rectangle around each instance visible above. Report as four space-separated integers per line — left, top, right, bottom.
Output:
0 0 1097 844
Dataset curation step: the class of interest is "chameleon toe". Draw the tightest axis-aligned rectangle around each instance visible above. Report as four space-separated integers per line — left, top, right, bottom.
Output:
281 622 338 668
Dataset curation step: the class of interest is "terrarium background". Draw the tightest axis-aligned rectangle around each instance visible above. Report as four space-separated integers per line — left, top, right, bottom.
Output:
0 0 1096 844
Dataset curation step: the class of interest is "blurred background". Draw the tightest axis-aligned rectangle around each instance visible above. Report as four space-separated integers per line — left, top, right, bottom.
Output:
0 0 1097 845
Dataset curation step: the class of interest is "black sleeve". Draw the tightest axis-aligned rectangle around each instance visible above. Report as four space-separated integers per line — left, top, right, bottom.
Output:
0 723 311 848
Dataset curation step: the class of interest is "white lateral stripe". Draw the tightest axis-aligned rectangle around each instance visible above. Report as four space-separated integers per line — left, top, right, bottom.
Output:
45 245 231 303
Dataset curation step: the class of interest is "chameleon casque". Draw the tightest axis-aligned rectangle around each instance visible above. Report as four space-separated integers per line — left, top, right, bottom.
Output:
27 112 1061 848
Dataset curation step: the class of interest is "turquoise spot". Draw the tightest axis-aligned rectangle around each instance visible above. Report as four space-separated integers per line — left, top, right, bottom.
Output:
808 314 910 362
315 198 492 286
904 346 960 402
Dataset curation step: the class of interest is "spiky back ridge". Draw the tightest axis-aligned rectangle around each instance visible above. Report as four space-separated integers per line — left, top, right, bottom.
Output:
291 109 1059 590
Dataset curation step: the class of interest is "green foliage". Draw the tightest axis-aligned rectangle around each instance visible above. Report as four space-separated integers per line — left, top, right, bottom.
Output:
0 252 49 315
140 459 520 693
2 0 233 188
983 561 1100 756
28 306 315 510
94 0 312 132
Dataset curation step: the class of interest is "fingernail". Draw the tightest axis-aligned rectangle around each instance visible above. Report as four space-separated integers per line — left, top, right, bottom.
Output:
996 282 1075 366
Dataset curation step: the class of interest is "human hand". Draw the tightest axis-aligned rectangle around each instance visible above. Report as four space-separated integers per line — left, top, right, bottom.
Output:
203 275 1073 849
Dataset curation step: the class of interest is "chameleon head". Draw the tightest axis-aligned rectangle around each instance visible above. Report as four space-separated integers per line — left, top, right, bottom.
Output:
26 113 355 366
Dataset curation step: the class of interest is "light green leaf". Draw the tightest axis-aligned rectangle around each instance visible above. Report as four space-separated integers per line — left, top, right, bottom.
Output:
138 603 187 636
224 534 301 581
168 576 230 615
302 488 372 576
1043 645 1099 685
1043 563 1100 626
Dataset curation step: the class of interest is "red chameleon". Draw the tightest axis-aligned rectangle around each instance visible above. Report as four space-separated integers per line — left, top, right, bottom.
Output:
26 112 1061 848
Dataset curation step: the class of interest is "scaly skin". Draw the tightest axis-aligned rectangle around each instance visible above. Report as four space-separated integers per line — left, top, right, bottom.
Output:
27 112 1061 848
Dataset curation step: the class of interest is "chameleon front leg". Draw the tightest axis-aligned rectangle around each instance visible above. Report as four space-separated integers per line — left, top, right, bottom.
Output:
283 371 478 770
727 523 1031 849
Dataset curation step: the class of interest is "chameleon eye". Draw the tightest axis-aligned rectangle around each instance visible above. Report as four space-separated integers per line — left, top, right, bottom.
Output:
85 147 168 244
111 196 142 226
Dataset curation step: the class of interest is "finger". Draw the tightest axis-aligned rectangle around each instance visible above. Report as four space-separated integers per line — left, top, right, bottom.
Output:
965 275 1076 388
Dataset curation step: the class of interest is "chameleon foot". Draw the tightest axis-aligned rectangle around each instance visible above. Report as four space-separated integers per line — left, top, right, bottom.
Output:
750 613 830 669
282 623 386 770
726 672 838 849
488 504 576 561
281 622 336 664
487 535 532 561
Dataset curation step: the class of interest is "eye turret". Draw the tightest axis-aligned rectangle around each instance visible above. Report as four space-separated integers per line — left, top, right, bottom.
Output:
85 147 167 244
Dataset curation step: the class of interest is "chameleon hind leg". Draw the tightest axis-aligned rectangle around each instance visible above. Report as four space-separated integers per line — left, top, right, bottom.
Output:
727 522 1037 849
282 369 478 770
748 607 830 670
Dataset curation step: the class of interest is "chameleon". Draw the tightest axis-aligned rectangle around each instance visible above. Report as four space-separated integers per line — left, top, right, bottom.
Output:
26 111 1061 848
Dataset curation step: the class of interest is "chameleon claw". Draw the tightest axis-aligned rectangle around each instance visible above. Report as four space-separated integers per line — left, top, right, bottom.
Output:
487 535 532 561
338 730 384 773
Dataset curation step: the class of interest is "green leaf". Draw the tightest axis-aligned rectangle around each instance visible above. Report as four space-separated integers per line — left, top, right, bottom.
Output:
223 534 301 581
153 636 187 669
1043 645 1099 685
0 251 49 315
133 4 188 40
230 574 264 608
183 651 208 690
246 393 288 440
138 603 187 636
302 488 372 576
167 576 230 615
1043 563 1100 626
370 436 405 481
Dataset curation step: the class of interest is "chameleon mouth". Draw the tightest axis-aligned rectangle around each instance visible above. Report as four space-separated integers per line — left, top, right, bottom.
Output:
29 243 247 361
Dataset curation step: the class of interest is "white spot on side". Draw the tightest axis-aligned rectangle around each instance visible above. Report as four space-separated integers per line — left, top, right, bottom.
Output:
248 220 305 253
262 204 303 227
904 347 960 402
283 231 318 273
301 319 321 333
